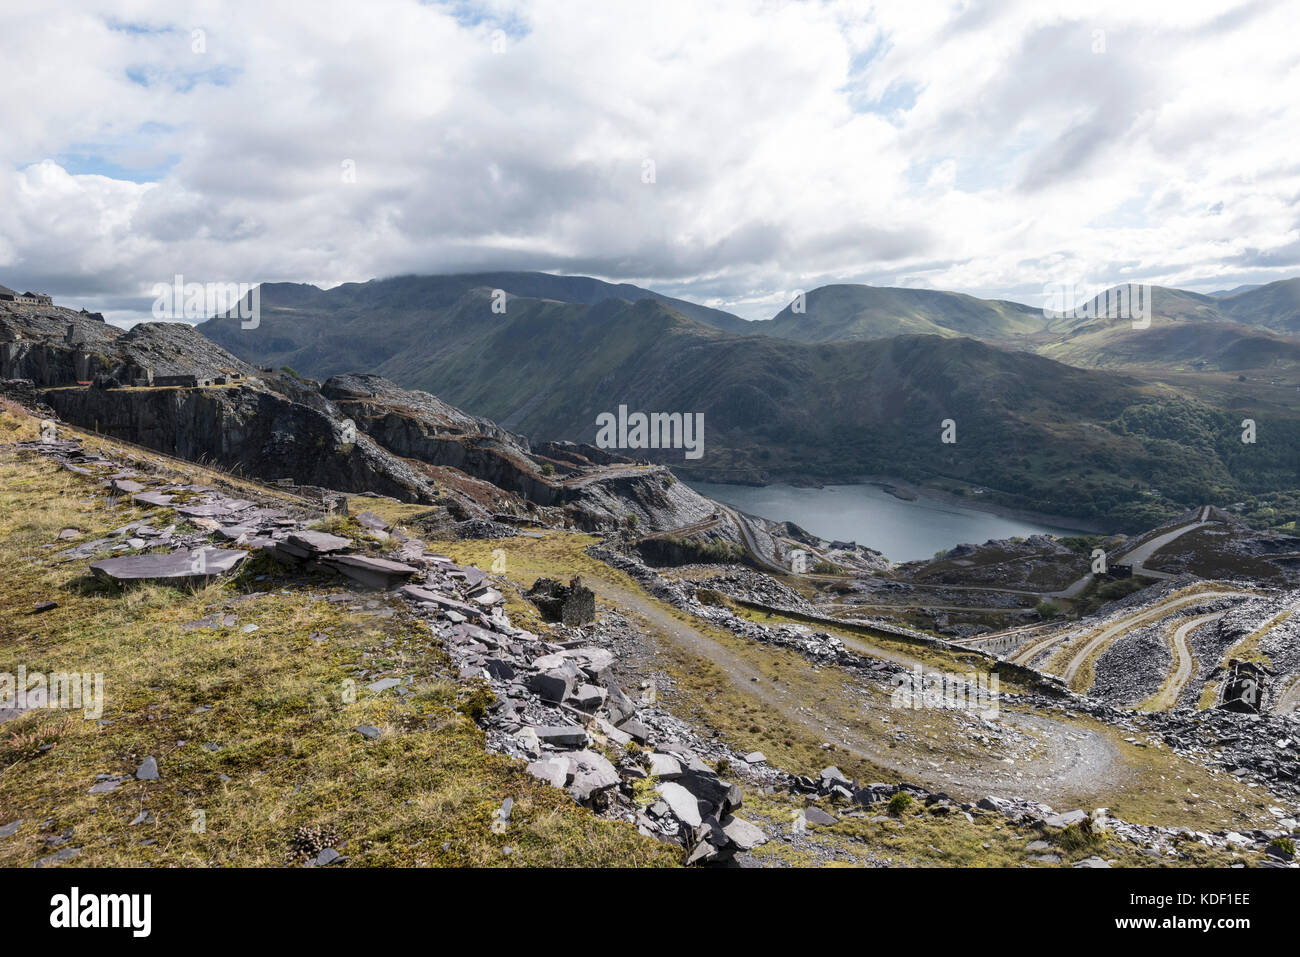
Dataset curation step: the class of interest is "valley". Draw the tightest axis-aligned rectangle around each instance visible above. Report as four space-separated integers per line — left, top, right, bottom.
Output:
2 281 1298 871
198 274 1300 533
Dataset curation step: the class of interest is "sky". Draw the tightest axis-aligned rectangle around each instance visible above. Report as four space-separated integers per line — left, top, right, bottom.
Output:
1 0 1298 325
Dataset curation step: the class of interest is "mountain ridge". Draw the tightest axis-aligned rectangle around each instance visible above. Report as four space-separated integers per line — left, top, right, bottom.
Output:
198 282 1300 530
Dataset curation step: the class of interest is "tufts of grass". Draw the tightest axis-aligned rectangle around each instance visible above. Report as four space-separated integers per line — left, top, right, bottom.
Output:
310 514 365 540
887 793 914 816
1049 819 1104 855
0 401 42 441
0 446 676 868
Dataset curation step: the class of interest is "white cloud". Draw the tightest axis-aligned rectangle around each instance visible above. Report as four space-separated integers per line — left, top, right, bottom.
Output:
0 0 1296 322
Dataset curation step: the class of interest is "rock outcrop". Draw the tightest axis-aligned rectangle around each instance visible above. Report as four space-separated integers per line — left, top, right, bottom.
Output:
41 382 440 503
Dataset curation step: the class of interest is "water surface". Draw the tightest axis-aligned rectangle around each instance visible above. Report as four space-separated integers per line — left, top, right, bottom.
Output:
687 481 1086 563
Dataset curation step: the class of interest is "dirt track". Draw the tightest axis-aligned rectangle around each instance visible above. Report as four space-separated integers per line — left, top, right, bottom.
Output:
1140 612 1223 711
589 576 1125 806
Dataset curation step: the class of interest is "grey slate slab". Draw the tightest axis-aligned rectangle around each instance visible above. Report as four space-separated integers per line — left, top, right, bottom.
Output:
90 548 247 583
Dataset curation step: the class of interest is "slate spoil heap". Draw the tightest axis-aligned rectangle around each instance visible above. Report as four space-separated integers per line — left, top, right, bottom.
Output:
20 436 770 865
402 571 774 864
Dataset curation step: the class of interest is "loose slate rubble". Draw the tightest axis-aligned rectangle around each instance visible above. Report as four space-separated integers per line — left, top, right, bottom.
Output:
374 541 775 863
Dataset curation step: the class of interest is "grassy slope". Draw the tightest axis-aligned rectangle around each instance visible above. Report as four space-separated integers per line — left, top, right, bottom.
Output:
0 424 675 867
199 272 750 379
750 284 1046 342
1217 278 1300 334
1038 319 1300 373
1034 282 1300 374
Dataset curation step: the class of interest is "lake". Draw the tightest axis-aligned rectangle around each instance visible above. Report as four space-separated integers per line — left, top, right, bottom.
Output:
686 481 1087 563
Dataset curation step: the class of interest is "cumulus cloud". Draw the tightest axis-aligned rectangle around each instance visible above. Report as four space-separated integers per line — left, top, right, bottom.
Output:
0 0 1296 323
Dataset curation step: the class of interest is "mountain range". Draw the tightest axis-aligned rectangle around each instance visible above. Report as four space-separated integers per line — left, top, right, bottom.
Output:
198 272 1300 531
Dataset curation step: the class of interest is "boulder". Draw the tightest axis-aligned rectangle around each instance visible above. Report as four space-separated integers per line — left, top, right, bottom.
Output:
977 795 1014 815
646 752 683 780
471 588 504 607
567 750 620 803
532 725 588 749
282 530 352 558
568 683 607 711
657 781 704 828
529 669 576 705
1042 810 1089 829
514 727 541 758
677 767 738 813
604 682 637 724
617 717 649 744
569 648 615 680
526 757 569 788
803 806 837 827
355 511 389 532
483 658 517 681
853 783 896 806
686 837 730 866
819 766 851 789
534 648 615 681
721 815 768 850
132 491 175 508
593 718 632 747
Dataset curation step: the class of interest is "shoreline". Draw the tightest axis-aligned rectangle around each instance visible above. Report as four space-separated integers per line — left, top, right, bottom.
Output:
851 474 1108 534
686 473 1108 536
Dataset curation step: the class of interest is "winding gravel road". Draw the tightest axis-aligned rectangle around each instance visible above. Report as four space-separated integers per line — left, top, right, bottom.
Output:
1139 612 1223 711
590 575 1124 805
1006 587 1248 679
1057 590 1248 691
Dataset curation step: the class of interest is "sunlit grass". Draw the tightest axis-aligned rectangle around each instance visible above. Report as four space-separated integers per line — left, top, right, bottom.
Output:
0 442 676 868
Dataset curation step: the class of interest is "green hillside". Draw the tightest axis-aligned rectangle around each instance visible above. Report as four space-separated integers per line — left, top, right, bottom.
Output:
748 284 1047 342
1216 277 1300 333
200 280 1300 530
